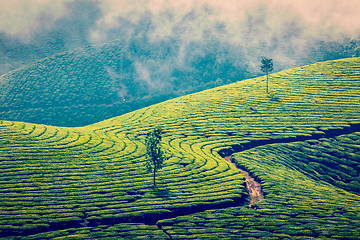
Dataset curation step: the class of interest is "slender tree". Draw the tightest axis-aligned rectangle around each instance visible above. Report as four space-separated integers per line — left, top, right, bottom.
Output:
260 58 274 93
144 127 167 188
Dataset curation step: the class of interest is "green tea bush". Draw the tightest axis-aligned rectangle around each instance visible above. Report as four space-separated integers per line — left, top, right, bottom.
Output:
160 131 360 238
1 57 360 238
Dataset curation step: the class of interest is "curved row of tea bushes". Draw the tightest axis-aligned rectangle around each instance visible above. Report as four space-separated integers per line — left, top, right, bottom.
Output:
16 132 360 239
158 132 360 239
9 223 169 240
1 57 360 238
0 120 246 237
0 36 249 128
0 42 161 127
259 133 360 194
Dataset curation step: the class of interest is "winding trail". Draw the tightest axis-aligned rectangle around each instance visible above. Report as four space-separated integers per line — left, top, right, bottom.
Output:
114 124 360 237
224 156 263 206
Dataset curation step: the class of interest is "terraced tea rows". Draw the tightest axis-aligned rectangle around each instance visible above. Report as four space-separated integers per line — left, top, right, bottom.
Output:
0 120 245 238
159 132 360 239
1 57 360 239
0 42 133 127
0 37 248 127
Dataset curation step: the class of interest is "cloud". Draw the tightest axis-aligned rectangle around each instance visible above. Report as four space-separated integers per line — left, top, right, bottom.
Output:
2 0 359 43
0 0 73 39
1 0 359 78
86 0 360 76
106 66 129 101
283 0 360 32
134 61 153 88
91 0 360 39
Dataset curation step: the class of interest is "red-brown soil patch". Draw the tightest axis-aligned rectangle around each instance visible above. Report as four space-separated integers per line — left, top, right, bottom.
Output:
224 156 263 206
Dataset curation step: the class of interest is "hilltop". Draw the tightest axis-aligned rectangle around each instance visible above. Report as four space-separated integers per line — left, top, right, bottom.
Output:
2 35 360 128
0 57 360 239
0 38 251 127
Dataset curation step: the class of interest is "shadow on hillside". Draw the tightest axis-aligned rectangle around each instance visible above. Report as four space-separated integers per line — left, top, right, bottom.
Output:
154 188 171 200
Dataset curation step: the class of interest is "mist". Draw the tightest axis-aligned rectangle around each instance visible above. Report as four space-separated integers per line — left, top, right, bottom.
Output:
1 0 360 92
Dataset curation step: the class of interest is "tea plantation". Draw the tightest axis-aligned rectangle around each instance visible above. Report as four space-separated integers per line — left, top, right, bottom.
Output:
0 42 144 127
0 38 248 128
159 132 360 239
1 57 360 239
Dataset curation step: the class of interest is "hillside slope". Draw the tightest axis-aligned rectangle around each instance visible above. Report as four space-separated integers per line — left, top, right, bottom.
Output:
1 57 360 239
0 38 249 127
160 132 360 239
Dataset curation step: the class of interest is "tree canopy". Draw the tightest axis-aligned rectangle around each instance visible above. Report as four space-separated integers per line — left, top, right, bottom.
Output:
261 58 274 93
145 127 167 188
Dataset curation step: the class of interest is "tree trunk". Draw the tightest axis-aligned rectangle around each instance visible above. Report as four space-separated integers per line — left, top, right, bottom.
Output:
153 168 156 188
266 71 269 93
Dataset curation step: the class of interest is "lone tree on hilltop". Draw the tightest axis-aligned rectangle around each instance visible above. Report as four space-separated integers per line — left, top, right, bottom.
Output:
145 127 168 188
260 58 274 93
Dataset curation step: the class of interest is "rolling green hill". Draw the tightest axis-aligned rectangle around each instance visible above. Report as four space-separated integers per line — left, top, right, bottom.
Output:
0 38 249 127
1 57 360 239
160 133 360 239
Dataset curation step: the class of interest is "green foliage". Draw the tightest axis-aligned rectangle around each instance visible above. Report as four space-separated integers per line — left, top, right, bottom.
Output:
145 127 168 188
159 132 360 239
0 57 360 238
18 223 169 239
261 58 274 93
0 38 250 127
260 58 274 74
145 127 166 173
314 38 360 61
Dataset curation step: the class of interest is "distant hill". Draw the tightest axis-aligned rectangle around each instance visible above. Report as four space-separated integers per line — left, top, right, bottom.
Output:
2 29 360 128
0 38 251 127
1 57 360 239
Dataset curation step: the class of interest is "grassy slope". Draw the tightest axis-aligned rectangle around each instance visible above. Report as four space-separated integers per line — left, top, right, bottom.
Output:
0 57 360 239
160 133 360 239
0 38 245 128
0 41 134 127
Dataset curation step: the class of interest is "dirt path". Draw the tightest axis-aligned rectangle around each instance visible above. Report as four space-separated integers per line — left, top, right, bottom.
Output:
224 156 263 206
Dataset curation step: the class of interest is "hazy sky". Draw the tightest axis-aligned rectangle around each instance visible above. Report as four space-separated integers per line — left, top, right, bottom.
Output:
1 0 359 39
1 0 359 76
1 0 360 110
